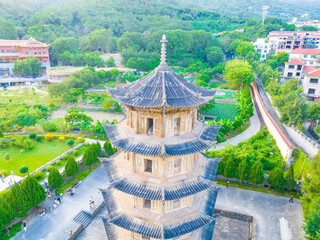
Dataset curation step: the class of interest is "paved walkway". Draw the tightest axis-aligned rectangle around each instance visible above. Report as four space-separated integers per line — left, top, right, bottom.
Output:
13 166 109 240
0 175 22 191
215 186 304 240
212 106 261 150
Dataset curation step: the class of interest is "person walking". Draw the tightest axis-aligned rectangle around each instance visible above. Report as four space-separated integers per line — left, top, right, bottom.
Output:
90 197 95 209
227 181 229 188
22 222 27 232
289 195 293 203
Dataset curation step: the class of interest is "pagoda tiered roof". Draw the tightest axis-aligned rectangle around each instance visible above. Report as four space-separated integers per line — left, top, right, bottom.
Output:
100 155 221 201
108 68 217 108
101 186 219 239
102 122 221 156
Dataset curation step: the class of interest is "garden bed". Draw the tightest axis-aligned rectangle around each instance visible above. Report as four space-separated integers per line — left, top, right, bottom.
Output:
203 102 238 121
0 139 73 176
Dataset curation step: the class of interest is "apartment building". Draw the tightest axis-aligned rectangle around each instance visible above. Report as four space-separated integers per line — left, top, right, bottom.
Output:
303 69 320 101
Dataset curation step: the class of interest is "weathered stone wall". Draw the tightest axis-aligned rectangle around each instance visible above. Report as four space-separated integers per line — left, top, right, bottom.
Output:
252 83 293 161
284 125 320 157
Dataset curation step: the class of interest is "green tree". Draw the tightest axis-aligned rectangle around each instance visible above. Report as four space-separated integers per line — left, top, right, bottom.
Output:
6 183 29 217
104 139 114 156
48 168 64 189
284 164 296 191
106 56 116 67
224 59 254 89
250 160 265 186
65 156 79 180
64 108 93 129
238 158 251 183
82 146 97 170
13 57 42 75
195 73 211 83
0 18 17 39
199 98 215 112
80 29 113 53
235 41 255 57
51 37 79 64
20 175 46 209
0 130 3 137
223 158 237 180
123 71 136 82
4 153 10 161
206 46 224 67
307 102 320 128
273 52 289 67
303 197 320 240
109 69 120 81
267 168 286 191
195 80 208 87
0 196 17 233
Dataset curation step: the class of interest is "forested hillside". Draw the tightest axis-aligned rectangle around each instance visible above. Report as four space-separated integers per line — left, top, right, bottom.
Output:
163 0 320 20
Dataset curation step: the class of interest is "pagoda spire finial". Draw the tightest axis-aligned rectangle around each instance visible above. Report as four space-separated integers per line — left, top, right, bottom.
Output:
160 34 167 64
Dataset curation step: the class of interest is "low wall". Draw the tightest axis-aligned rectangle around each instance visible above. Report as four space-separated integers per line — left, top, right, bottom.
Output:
284 125 320 157
252 82 293 161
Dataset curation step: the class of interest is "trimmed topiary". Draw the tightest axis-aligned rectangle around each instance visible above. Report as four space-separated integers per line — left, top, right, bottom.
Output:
46 166 54 172
67 139 75 147
29 133 37 139
0 169 9 177
56 160 62 165
77 137 85 143
36 136 43 142
85 142 90 146
73 150 79 156
45 134 54 142
59 136 65 142
19 166 29 174
34 171 45 179
63 155 69 160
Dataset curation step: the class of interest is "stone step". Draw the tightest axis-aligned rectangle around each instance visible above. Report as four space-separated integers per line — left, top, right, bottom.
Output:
73 211 93 228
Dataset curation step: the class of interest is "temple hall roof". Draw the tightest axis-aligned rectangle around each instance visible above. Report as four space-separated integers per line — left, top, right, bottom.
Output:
107 35 217 109
102 122 221 157
100 156 221 201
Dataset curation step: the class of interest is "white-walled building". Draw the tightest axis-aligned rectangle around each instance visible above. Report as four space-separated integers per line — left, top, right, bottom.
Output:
252 38 273 60
303 69 320 101
289 48 320 66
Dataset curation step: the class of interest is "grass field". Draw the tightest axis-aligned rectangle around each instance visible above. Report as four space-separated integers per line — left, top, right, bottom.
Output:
0 88 52 105
204 102 238 121
0 139 71 176
214 90 236 100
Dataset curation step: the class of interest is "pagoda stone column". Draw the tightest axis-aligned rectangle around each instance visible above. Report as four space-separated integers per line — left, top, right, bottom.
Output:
100 35 222 240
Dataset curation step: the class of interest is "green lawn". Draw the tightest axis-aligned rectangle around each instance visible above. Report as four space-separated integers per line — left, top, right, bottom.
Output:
204 102 238 121
214 90 236 100
0 139 71 176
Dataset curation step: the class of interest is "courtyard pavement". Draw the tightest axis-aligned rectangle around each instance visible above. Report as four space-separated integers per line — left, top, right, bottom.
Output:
12 166 109 240
0 175 22 191
215 186 304 240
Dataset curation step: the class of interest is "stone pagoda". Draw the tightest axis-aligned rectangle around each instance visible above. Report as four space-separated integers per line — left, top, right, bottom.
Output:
100 35 222 240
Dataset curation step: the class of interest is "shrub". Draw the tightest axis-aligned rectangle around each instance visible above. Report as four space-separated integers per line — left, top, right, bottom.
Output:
36 136 43 142
29 133 37 139
0 169 9 177
63 155 69 160
67 139 75 147
56 160 62 165
48 168 64 189
4 153 10 160
85 142 90 146
45 134 54 141
77 137 85 143
34 171 45 179
59 136 65 142
46 166 54 172
19 166 29 174
73 150 79 156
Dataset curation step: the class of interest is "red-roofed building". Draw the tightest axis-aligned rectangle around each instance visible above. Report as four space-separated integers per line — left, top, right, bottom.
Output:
303 69 320 101
284 59 305 79
0 37 50 76
289 48 320 68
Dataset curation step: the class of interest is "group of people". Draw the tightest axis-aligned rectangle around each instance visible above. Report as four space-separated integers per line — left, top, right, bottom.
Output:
53 196 62 208
0 174 5 182
89 197 95 209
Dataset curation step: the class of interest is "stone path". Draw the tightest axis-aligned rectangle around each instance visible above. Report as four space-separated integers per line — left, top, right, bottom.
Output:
212 106 261 150
13 166 109 240
215 186 304 240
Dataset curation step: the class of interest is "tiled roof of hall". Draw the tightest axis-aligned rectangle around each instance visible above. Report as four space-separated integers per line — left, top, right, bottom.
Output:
99 155 221 201
107 35 217 109
102 120 221 156
100 186 219 239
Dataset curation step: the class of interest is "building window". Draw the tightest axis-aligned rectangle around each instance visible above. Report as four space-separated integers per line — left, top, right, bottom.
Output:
147 118 153 135
296 72 300 77
44 59 47 63
173 199 180 209
297 65 302 70
287 72 293 77
304 55 308 58
174 159 181 174
7 50 9 52
5 59 9 63
308 88 316 94
143 199 151 210
0 59 3 63
288 65 294 69
310 78 319 83
144 159 152 173
174 118 180 136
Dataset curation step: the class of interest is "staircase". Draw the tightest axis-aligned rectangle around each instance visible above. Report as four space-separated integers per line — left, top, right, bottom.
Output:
73 211 93 228
43 192 57 211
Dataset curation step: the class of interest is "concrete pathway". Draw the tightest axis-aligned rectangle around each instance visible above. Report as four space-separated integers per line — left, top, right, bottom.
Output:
13 166 109 240
212 106 261 150
215 186 304 240
0 175 22 191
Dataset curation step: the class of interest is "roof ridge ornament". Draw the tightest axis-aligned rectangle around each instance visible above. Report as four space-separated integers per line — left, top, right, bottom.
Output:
160 34 167 65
